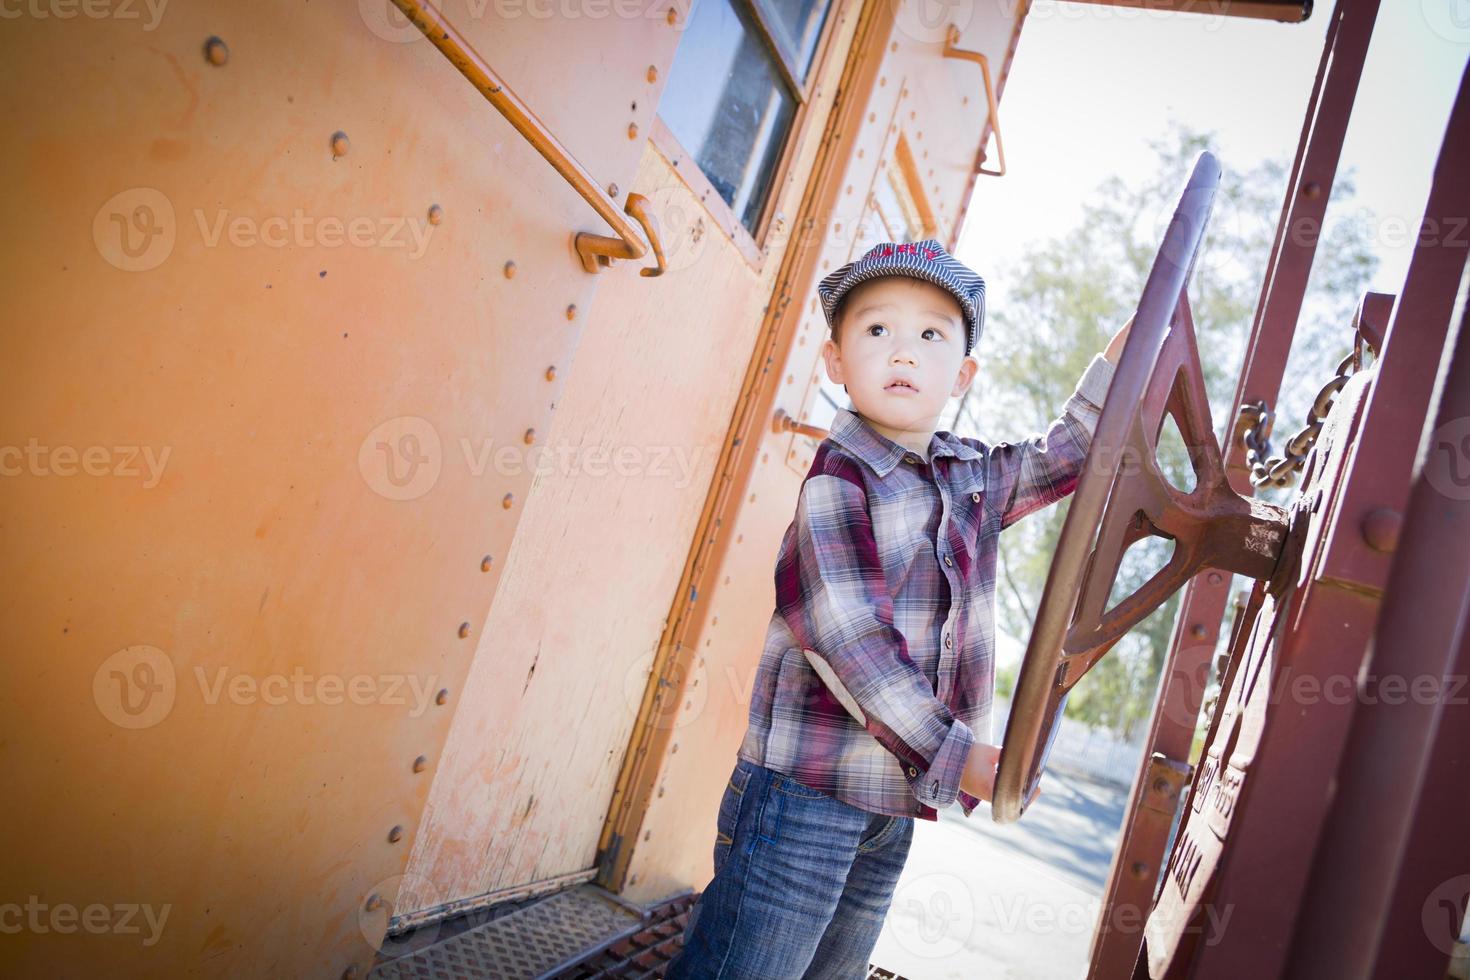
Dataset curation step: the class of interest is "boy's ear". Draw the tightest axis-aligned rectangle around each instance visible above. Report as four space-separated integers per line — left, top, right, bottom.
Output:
950 354 979 398
821 337 844 385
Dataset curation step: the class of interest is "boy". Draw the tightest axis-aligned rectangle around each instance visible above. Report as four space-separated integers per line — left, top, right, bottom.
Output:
666 238 1131 979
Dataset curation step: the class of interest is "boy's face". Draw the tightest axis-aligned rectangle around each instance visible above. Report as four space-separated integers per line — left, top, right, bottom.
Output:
821 276 978 436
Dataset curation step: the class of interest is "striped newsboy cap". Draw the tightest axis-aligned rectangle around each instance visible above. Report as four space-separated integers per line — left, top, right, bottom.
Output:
815 238 986 356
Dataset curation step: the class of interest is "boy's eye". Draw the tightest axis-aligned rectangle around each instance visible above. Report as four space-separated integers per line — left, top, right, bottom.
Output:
866 323 886 336
923 327 942 341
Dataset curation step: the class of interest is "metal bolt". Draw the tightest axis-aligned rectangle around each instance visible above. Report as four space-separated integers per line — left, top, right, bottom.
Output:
388 825 404 844
458 622 471 639
545 365 557 381
342 967 359 980
435 689 449 706
646 65 658 83
481 555 494 572
628 123 639 140
523 428 535 445
1302 181 1322 199
565 303 577 320
331 131 350 158
503 260 516 279
364 894 383 912
1130 861 1150 879
502 492 514 510
1190 624 1207 639
1207 571 1223 585
607 183 619 198
1361 507 1401 553
412 755 429 773
203 36 229 66
427 204 443 225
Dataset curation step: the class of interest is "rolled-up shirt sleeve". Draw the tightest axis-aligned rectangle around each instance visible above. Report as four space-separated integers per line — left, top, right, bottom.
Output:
986 351 1116 531
776 466 974 809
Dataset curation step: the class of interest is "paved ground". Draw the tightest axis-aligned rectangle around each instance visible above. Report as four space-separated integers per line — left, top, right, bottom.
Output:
868 768 1131 980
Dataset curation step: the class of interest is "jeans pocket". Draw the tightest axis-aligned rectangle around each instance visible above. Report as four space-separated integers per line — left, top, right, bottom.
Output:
713 763 752 874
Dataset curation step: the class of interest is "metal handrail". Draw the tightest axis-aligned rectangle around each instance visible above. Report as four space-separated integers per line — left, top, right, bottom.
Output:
388 0 665 276
942 24 1006 178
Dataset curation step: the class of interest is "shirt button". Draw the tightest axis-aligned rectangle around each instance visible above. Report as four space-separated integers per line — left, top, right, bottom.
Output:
971 491 981 502
945 634 953 649
907 765 918 777
905 453 920 464
944 555 954 567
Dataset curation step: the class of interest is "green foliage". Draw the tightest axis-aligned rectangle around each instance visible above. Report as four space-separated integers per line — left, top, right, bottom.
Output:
974 123 1379 740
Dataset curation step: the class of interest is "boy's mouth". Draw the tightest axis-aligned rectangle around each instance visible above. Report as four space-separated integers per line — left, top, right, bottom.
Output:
885 379 920 394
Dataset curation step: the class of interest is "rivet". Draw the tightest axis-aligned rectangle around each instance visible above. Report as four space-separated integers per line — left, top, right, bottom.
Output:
630 873 640 885
481 555 494 572
388 825 404 844
1302 181 1322 198
628 122 639 140
427 204 443 225
1130 861 1150 879
671 743 679 754
412 755 429 773
503 260 516 279
647 65 658 83
1190 624 1207 639
545 366 557 381
1361 507 1401 553
331 131 350 158
1153 777 1169 794
435 689 449 706
502 492 514 509
364 894 383 912
523 428 535 445
607 182 619 198
203 36 229 66
458 622 471 639
565 303 577 320
644 830 652 841
1207 571 1223 585
342 967 359 980
665 6 676 24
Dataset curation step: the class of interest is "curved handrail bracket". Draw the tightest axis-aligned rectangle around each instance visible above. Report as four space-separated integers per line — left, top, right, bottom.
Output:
389 0 664 276
942 23 1006 178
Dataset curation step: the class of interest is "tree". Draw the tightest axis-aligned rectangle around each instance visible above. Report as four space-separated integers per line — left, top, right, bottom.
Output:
968 123 1379 741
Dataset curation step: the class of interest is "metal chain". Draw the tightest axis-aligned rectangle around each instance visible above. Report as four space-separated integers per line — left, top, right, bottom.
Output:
1235 329 1370 489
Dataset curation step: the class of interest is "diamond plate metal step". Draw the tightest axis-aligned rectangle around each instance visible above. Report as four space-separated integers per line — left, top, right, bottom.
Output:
369 885 643 980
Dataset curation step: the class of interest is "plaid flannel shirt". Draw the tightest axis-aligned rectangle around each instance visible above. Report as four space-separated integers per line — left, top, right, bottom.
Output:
737 352 1116 819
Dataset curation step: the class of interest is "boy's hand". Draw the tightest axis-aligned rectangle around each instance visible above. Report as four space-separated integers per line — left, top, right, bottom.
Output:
958 741 1002 802
1103 315 1135 365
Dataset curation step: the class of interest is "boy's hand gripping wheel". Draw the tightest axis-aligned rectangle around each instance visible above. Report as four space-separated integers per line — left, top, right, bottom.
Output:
991 152 1291 824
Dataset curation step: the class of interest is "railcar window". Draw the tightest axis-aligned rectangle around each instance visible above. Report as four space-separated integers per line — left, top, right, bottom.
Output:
659 0 831 236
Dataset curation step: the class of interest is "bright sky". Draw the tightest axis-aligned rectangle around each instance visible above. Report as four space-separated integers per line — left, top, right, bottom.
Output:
957 0 1469 309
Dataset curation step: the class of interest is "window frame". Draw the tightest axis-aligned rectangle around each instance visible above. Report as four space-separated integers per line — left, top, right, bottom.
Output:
649 0 847 272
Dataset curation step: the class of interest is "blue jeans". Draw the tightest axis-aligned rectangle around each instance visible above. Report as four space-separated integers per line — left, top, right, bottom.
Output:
665 757 915 979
